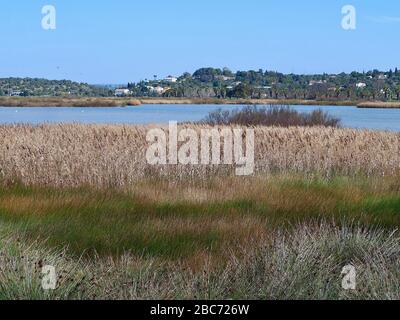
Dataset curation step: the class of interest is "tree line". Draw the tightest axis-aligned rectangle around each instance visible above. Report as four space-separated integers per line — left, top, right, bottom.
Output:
129 67 400 101
3 67 400 101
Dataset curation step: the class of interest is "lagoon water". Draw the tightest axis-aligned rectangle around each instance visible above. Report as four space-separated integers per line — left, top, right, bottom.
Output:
1 104 400 131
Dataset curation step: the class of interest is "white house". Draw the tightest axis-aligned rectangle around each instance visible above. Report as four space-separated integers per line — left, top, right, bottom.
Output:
309 80 326 86
216 75 235 81
147 86 165 94
356 82 367 89
114 89 131 97
164 75 178 83
10 90 24 97
254 86 272 90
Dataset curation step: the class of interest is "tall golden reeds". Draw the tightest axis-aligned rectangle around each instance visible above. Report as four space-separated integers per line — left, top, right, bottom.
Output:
0 124 399 187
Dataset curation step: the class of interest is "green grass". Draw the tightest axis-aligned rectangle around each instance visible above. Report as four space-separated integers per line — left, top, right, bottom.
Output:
1 175 400 262
1 174 400 299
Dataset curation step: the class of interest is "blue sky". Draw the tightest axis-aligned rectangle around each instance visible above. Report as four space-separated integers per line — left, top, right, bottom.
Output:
0 0 399 83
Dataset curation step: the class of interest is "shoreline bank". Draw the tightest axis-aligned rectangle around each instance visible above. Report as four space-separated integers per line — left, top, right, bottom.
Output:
0 97 142 107
356 102 400 109
138 98 358 106
1 96 400 108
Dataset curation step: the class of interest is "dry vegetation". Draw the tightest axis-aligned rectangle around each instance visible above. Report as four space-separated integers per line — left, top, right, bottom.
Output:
4 96 400 108
357 101 400 109
0 124 399 188
1 221 400 300
0 97 141 107
1 123 400 299
200 106 341 127
139 97 358 106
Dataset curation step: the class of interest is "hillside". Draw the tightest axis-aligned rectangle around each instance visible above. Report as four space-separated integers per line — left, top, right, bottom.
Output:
0 78 112 97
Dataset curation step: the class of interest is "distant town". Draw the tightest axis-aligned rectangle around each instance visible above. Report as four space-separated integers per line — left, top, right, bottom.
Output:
2 67 400 102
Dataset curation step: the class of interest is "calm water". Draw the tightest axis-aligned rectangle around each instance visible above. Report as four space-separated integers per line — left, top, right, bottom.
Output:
1 104 400 131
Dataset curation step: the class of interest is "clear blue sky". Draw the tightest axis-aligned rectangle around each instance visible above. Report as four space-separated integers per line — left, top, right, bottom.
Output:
1 0 399 83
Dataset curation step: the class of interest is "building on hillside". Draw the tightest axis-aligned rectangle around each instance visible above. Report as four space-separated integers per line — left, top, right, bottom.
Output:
164 75 178 83
114 88 131 97
147 86 165 94
216 75 235 81
356 82 367 89
309 80 326 86
10 90 24 96
254 86 272 90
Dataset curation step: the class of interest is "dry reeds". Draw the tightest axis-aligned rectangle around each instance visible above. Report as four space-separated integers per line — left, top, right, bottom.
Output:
0 124 399 188
358 101 400 109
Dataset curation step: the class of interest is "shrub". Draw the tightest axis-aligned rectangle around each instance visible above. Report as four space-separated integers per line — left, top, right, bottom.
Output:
201 105 341 127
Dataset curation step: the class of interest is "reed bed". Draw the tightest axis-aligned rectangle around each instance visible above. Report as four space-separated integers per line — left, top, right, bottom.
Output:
1 124 400 299
357 101 400 109
0 124 399 188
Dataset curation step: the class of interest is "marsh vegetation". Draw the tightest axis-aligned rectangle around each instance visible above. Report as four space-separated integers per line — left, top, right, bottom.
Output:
200 106 341 127
0 123 400 299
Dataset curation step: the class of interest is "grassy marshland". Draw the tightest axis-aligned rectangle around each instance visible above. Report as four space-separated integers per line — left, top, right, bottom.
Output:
2 175 400 259
1 123 400 299
1 175 400 299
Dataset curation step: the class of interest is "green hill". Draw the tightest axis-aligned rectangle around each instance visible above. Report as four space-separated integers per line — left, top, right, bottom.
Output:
0 78 112 97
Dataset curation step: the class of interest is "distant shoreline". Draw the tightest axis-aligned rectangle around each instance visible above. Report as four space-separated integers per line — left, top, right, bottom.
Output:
356 102 400 109
139 98 358 106
0 97 141 108
1 96 400 108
